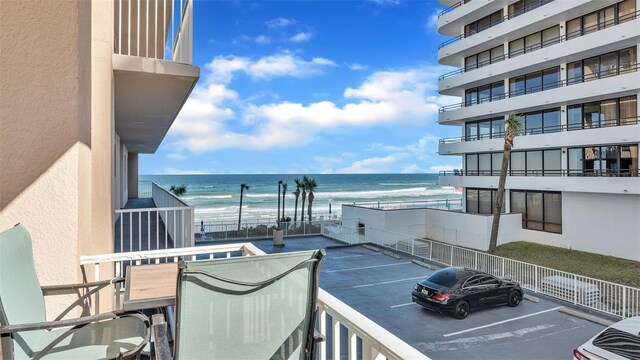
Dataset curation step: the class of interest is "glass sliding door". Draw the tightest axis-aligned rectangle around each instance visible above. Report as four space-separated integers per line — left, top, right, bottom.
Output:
568 105 582 130
543 150 562 176
465 122 478 141
526 151 543 176
600 99 618 126
510 191 526 228
600 52 618 78
543 193 562 233
567 61 583 84
619 96 637 125
466 154 479 176
583 57 599 81
466 189 479 213
543 109 561 133
568 148 583 176
526 192 544 231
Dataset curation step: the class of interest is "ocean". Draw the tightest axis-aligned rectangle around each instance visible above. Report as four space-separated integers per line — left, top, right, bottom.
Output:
140 174 461 222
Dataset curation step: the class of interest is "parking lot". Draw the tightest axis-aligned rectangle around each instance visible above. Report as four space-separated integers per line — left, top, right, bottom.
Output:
251 236 607 359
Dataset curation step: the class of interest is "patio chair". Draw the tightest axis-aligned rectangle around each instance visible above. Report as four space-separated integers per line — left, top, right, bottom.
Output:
0 224 150 359
158 249 324 360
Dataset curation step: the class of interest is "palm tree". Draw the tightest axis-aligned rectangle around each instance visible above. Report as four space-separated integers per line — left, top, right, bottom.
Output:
300 176 309 223
489 113 522 254
281 183 287 223
293 178 302 222
169 184 187 197
238 183 249 231
306 177 318 222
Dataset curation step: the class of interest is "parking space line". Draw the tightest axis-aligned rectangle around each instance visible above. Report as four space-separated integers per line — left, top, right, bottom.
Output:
353 276 426 288
326 262 412 273
442 306 563 337
390 302 417 309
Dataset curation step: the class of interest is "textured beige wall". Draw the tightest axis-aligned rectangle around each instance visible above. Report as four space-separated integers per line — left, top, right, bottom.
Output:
1 0 115 317
0 0 92 318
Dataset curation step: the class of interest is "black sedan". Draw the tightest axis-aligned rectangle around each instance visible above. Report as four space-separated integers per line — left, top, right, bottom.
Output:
411 267 523 319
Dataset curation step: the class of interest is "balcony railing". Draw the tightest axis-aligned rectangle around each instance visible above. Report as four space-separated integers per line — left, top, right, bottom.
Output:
114 0 193 64
348 199 463 211
437 0 468 18
438 0 554 49
116 182 194 252
439 116 640 145
438 10 639 81
79 244 429 359
439 63 639 112
439 169 640 177
195 220 333 242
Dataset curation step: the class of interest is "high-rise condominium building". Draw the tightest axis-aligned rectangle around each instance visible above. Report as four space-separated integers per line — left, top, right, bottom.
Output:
437 0 640 260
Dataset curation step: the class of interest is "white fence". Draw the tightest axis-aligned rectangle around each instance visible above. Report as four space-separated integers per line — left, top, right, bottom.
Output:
352 198 462 211
114 0 193 64
352 226 640 319
80 244 429 360
153 182 194 248
195 220 337 242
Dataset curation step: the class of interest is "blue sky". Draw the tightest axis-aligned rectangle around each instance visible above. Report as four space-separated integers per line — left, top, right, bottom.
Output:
140 0 461 175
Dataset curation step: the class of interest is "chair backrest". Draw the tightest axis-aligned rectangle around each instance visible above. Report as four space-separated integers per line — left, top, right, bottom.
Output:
0 224 47 358
174 250 324 360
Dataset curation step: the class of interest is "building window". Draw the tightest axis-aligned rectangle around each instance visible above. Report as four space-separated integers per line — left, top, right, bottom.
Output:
510 190 562 233
510 149 562 176
464 117 504 140
464 45 505 71
466 188 503 215
464 10 503 36
466 152 503 176
568 145 638 176
508 25 560 58
523 108 561 134
509 67 560 96
566 0 636 40
567 95 637 130
507 0 552 19
565 47 637 83
465 81 504 106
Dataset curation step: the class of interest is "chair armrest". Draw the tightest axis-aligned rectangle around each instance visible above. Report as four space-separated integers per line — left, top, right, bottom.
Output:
0 312 117 334
151 314 173 360
41 277 124 294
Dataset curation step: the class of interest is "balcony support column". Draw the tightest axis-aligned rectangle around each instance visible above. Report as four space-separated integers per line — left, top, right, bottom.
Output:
128 153 139 198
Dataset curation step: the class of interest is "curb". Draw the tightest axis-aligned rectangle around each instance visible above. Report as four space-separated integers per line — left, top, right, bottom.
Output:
411 259 436 270
559 307 615 327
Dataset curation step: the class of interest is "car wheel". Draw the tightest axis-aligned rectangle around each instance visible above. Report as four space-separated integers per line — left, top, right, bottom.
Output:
453 300 470 319
508 290 522 307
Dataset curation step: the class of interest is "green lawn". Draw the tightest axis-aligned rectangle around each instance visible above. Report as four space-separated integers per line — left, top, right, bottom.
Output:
495 241 640 288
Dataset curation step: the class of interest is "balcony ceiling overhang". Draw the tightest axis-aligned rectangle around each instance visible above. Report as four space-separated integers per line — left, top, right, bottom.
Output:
114 54 199 153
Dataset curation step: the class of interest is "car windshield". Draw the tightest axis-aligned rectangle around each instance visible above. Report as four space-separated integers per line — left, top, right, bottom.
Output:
592 327 640 359
426 268 460 288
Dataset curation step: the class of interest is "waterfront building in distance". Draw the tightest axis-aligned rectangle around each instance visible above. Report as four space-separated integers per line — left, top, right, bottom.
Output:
436 0 639 260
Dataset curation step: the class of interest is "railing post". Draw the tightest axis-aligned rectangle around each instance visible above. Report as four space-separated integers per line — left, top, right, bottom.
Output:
573 274 578 305
450 247 454 266
535 266 539 293
501 258 505 277
622 286 627 318
429 241 433 261
474 252 478 269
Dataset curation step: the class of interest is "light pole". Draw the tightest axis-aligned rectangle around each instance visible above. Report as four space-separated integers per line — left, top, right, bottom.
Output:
277 180 282 228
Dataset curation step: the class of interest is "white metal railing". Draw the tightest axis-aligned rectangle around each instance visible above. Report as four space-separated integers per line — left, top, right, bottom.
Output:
351 198 462 211
137 180 152 198
349 226 640 319
80 244 429 359
195 220 335 242
321 223 361 244
114 0 193 64
152 182 194 248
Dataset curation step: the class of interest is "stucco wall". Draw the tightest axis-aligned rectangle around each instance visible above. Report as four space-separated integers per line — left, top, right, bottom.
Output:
523 192 640 261
1 0 115 317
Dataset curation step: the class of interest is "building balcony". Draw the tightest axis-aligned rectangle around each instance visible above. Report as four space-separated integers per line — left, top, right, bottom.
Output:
437 0 504 37
438 68 640 123
113 0 199 153
438 170 640 194
437 0 615 67
438 14 640 94
439 117 640 155
80 239 429 359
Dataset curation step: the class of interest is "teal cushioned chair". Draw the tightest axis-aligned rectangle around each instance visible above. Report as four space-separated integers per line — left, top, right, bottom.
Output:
170 249 324 360
0 224 150 359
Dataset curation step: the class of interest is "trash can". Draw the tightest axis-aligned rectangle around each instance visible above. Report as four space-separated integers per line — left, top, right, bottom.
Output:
273 229 284 247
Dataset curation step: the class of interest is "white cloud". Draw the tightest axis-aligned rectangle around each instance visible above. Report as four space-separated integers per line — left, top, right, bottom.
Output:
425 11 439 30
265 17 297 28
369 0 400 5
430 164 461 173
348 63 367 71
170 57 454 153
235 34 271 45
206 52 336 84
336 153 409 174
166 153 186 160
288 32 313 43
